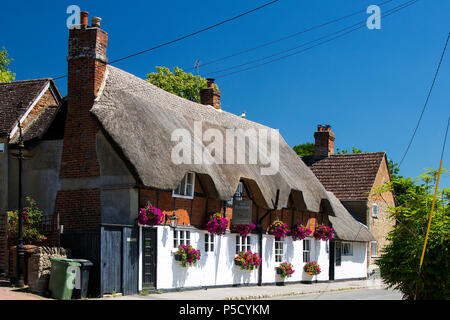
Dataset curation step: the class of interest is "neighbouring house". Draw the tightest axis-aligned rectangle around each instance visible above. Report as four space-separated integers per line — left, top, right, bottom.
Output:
0 78 65 275
302 125 396 275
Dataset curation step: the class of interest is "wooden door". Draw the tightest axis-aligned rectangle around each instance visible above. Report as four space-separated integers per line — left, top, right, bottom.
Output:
142 228 157 289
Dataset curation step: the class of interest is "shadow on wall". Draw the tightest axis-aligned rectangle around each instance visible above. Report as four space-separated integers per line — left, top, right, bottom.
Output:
171 258 188 289
264 236 274 267
232 266 253 285
285 237 294 262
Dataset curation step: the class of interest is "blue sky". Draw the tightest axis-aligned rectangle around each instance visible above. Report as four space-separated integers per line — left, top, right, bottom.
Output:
2 0 449 188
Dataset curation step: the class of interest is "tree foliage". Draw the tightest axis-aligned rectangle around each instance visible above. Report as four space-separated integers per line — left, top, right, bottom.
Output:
145 66 216 103
292 142 315 157
0 46 15 83
372 168 449 300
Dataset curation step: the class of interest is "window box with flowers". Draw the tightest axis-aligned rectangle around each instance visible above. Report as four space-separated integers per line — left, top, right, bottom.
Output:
291 223 312 241
303 261 321 283
173 244 201 267
268 220 289 239
138 205 164 227
233 223 256 238
313 224 334 241
206 213 229 236
276 262 295 278
234 251 261 270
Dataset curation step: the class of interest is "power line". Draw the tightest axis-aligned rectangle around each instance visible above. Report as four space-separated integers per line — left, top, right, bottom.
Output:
185 0 396 73
210 0 420 79
398 31 450 168
52 0 280 81
90 0 419 95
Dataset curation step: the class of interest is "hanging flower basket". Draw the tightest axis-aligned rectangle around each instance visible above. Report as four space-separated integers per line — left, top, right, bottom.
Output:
268 220 289 239
276 262 295 278
291 223 312 241
303 261 321 276
174 244 201 267
138 205 164 227
206 213 229 236
234 251 262 270
233 223 256 238
313 224 334 241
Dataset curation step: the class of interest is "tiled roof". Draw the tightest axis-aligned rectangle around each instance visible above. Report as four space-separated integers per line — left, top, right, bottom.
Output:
302 152 386 201
0 79 51 137
0 79 61 141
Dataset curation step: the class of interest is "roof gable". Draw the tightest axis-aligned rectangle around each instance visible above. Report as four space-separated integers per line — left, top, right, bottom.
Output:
0 79 62 141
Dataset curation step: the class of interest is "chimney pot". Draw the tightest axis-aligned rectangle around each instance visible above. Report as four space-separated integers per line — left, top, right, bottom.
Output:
80 11 89 26
91 17 102 28
207 78 215 88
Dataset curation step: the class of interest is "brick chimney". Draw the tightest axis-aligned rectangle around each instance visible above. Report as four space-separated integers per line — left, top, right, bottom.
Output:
55 11 108 232
314 124 335 157
200 78 221 110
60 11 108 178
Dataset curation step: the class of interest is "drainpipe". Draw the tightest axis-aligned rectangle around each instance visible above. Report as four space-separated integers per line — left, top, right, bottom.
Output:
257 189 280 286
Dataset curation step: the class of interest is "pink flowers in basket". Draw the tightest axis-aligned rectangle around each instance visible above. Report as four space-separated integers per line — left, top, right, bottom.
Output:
276 262 295 278
174 245 201 267
233 223 256 238
206 213 229 236
291 224 312 241
313 224 334 241
268 220 289 239
138 205 164 226
304 261 321 276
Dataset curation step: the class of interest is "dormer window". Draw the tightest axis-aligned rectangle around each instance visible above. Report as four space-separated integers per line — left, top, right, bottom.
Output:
173 172 195 199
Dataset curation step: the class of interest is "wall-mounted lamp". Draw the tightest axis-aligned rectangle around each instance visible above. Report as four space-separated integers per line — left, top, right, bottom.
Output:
165 213 179 229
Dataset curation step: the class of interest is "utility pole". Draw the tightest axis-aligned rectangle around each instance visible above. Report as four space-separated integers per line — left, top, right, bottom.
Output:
194 60 200 102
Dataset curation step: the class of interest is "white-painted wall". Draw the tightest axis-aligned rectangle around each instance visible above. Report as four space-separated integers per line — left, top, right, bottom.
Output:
334 241 368 280
138 226 367 290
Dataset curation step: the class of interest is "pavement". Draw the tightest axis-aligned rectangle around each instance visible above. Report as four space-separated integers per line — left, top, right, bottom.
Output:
0 276 390 300
101 278 389 300
0 278 48 300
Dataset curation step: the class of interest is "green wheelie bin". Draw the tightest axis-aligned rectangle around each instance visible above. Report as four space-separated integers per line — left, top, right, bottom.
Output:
48 258 81 300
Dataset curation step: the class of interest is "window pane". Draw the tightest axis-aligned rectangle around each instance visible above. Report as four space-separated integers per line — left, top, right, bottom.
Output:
186 183 193 197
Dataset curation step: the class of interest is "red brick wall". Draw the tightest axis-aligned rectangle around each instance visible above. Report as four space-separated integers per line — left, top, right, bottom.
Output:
55 189 101 232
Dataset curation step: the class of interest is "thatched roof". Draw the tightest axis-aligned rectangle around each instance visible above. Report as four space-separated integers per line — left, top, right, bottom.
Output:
90 65 333 212
327 192 375 242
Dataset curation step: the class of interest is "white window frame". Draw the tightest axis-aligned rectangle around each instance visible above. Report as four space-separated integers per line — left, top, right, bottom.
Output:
371 241 378 257
342 242 353 256
173 229 191 248
275 238 285 262
236 235 251 253
205 233 215 253
173 172 195 199
303 239 311 263
372 203 379 218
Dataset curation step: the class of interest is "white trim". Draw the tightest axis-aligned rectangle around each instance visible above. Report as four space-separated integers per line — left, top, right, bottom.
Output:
172 172 195 199
138 226 142 292
9 82 50 140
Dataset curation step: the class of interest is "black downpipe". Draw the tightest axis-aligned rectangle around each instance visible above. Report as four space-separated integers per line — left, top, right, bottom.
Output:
257 189 280 286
